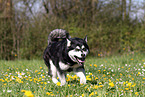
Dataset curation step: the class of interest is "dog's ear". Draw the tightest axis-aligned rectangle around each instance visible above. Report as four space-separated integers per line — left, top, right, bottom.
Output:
84 35 87 43
67 39 71 47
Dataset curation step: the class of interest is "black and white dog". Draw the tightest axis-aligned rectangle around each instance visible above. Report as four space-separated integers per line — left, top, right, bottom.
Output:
43 29 89 85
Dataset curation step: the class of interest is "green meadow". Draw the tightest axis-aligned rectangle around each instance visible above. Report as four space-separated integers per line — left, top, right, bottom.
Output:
0 52 145 97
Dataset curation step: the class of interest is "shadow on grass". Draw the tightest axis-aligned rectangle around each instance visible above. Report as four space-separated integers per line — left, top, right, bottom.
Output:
67 80 98 85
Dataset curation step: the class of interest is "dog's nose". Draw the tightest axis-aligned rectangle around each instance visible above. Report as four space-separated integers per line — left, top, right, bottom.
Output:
81 54 85 57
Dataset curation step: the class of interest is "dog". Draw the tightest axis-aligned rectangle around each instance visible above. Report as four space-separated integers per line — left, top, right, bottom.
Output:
43 29 89 85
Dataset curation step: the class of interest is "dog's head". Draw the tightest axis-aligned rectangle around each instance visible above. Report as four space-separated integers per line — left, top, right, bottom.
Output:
67 36 89 65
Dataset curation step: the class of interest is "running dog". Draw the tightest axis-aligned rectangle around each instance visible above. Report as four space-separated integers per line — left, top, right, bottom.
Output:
43 29 89 85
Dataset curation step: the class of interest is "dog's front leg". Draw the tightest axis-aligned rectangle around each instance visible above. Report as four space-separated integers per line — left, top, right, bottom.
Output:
57 71 66 86
74 67 86 84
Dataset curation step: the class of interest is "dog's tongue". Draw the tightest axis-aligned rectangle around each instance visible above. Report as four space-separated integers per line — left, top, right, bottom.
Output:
77 58 85 63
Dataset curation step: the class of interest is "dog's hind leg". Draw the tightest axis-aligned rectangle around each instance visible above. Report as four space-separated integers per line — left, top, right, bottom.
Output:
49 60 59 84
43 56 52 76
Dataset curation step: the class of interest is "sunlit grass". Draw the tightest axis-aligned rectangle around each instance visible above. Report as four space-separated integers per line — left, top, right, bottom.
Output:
0 52 145 97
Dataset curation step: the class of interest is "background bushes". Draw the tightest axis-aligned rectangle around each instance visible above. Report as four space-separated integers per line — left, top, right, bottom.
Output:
0 0 145 60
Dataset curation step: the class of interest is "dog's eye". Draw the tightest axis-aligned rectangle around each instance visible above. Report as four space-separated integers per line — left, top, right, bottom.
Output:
75 49 80 51
82 48 87 51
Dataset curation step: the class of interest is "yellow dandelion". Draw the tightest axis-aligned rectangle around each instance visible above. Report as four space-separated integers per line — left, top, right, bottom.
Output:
138 72 141 75
21 90 26 92
51 94 55 96
68 85 70 87
89 92 94 96
70 95 73 97
94 85 98 89
24 91 34 97
89 73 92 75
135 92 139 96
30 79 32 82
40 67 42 69
94 64 97 67
99 85 103 88
15 54 17 57
127 82 132 87
82 94 84 97
46 92 51 95
104 78 107 80
56 82 61 86
86 77 91 81
35 70 38 73
5 74 8 76
98 54 100 56
125 88 129 90
95 92 97 95
95 77 98 80
38 72 41 74
109 82 114 87
103 74 106 77
131 83 136 87
4 83 7 85
0 79 4 81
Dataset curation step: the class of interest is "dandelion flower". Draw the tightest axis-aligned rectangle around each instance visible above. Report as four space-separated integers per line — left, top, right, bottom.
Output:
56 82 61 86
21 90 26 92
46 92 51 95
135 92 139 96
125 88 129 90
89 92 94 96
40 67 42 69
127 82 132 87
109 82 114 87
24 90 34 97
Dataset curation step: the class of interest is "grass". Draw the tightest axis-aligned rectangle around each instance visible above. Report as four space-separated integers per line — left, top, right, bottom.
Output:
0 52 145 97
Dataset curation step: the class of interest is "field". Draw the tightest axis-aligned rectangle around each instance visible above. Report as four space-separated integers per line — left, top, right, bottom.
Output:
0 52 145 97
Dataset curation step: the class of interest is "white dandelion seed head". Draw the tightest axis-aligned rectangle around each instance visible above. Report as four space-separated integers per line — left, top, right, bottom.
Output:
7 90 12 93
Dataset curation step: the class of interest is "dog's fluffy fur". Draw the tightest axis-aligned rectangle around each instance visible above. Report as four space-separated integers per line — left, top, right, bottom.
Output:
43 29 89 85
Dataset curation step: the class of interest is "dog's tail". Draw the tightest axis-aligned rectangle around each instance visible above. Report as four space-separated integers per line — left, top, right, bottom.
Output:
48 29 71 45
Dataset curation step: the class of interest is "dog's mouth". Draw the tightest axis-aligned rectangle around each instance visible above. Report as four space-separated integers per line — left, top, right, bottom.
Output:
74 56 85 65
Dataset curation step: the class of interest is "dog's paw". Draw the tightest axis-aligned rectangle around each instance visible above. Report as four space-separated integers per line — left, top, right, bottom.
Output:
60 80 66 86
80 77 86 84
52 78 59 84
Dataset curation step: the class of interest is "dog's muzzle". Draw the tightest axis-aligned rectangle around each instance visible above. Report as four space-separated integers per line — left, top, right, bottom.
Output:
74 56 86 65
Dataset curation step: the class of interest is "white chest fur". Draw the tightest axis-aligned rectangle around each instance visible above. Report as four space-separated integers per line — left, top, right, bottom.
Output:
59 61 81 70
59 61 70 70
